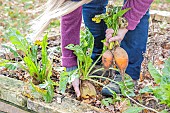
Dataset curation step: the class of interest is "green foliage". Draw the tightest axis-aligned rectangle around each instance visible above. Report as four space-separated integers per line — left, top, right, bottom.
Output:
148 62 162 84
149 59 170 107
166 0 170 3
92 6 130 35
0 29 57 102
1 45 20 57
4 63 17 70
162 58 170 76
59 69 79 94
59 71 69 94
123 106 143 113
65 28 94 80
8 29 29 54
31 77 55 103
160 110 169 113
140 58 170 107
31 60 58 103
1 29 51 83
139 86 153 94
92 5 130 49
101 98 114 106
119 74 135 97
59 28 96 93
152 81 170 106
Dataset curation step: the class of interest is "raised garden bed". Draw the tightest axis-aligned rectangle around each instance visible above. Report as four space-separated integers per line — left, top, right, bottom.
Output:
0 75 107 113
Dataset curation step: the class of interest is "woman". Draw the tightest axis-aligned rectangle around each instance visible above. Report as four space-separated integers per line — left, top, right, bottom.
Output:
61 0 153 97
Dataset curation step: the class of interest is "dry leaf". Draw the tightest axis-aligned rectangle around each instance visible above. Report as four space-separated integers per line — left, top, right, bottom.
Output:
118 100 130 113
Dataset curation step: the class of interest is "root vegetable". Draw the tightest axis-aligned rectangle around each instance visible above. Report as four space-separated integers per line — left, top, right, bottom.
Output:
113 47 128 80
102 50 113 70
80 80 96 99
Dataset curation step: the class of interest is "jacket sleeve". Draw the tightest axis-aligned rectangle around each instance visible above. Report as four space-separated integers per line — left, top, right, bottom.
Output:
122 0 154 30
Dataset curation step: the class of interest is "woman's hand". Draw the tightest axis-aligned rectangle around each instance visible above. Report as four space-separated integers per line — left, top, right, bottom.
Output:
104 28 128 46
72 78 80 98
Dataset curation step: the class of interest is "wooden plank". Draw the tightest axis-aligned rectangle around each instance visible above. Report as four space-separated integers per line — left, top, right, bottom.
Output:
0 101 29 113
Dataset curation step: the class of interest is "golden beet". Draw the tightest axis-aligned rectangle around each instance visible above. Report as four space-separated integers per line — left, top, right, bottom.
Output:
113 47 128 80
102 50 113 70
80 80 96 99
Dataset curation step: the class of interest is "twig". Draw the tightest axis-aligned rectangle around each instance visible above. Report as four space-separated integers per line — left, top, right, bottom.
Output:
124 92 159 113
89 75 119 85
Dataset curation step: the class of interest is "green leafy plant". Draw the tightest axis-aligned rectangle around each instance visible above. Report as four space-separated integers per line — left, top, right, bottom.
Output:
30 65 56 103
59 28 120 99
59 68 79 94
123 106 143 113
140 58 170 107
59 28 134 100
65 29 94 80
59 28 99 98
0 29 57 102
101 98 114 106
119 74 135 97
1 29 49 83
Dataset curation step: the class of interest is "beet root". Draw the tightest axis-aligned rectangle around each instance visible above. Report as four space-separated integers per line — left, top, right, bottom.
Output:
80 80 96 99
102 50 113 70
113 47 128 80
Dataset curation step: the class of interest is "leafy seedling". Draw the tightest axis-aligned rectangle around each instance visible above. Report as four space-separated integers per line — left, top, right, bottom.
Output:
0 29 57 102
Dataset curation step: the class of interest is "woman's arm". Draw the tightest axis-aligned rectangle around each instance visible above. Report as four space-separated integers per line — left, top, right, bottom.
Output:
122 0 154 30
105 0 154 45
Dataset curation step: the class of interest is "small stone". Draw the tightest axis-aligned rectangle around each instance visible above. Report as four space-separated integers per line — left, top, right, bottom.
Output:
56 97 62 104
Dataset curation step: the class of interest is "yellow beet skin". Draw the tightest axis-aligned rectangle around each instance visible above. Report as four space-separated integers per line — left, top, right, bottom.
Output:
80 80 96 99
113 47 128 80
102 50 113 70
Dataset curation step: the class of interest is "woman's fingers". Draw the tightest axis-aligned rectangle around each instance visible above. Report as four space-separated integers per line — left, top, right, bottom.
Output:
72 78 80 97
106 34 112 41
104 42 109 46
109 36 122 42
106 28 114 34
105 28 128 46
105 28 114 42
